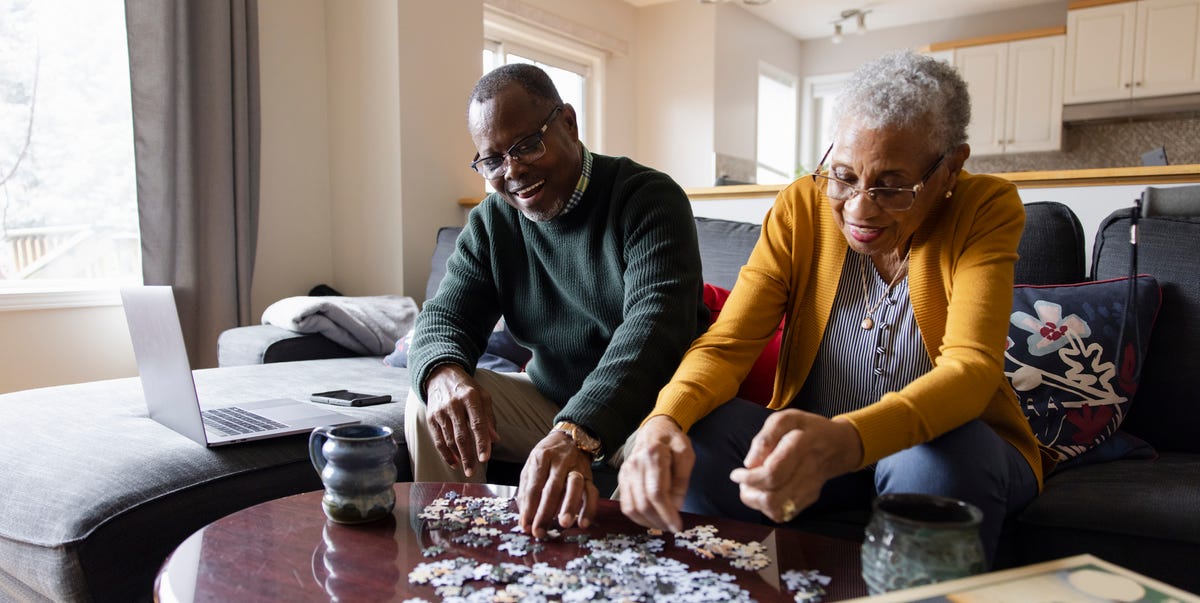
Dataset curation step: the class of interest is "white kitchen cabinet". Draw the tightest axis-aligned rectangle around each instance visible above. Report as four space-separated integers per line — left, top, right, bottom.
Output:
1065 0 1200 104
921 48 955 65
955 35 1065 156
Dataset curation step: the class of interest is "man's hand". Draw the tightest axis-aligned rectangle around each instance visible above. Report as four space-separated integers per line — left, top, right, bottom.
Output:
729 409 862 523
517 431 599 538
617 415 694 533
423 364 500 478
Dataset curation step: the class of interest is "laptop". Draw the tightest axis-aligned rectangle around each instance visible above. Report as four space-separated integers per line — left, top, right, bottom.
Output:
121 286 359 447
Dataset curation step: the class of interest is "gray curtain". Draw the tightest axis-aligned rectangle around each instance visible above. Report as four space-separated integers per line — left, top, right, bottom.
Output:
124 0 260 368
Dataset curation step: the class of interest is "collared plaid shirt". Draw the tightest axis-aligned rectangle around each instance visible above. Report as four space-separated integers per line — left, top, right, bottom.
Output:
559 145 592 217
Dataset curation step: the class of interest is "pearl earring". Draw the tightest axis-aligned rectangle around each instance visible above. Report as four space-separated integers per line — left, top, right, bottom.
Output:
945 190 953 199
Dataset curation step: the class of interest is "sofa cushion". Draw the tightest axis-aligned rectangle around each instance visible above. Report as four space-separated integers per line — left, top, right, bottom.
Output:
1015 453 1200 593
1005 276 1161 466
694 217 760 291
1015 201 1087 285
0 358 411 602
1092 202 1200 453
1024 454 1200 543
426 226 464 303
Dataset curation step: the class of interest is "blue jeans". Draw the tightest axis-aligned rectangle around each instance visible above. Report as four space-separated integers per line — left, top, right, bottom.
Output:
682 399 1037 566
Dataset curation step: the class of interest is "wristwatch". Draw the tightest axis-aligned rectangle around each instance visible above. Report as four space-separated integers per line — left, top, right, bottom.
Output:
552 421 604 461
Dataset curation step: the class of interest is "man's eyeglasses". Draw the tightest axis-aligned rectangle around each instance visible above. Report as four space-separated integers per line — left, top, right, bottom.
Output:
469 105 563 179
810 143 946 212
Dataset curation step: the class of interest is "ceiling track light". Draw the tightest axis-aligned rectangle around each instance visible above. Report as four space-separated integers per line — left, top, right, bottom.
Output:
830 8 870 42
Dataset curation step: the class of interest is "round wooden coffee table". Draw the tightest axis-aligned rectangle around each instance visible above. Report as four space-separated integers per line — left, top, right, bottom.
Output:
155 482 867 601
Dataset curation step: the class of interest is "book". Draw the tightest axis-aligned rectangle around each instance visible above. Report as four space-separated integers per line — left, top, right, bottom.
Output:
842 554 1198 603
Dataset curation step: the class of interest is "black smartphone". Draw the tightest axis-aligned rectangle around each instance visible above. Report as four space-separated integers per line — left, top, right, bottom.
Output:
309 389 392 407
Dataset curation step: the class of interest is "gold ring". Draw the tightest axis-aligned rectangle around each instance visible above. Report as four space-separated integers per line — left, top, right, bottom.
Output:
781 499 798 522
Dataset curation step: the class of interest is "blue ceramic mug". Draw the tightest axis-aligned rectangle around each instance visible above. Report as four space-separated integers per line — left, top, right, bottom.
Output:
309 424 398 524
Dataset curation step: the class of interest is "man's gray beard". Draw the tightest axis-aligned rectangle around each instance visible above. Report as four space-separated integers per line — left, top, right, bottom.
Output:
518 198 566 222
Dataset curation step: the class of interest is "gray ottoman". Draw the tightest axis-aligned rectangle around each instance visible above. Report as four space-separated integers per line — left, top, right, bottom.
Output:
0 357 411 602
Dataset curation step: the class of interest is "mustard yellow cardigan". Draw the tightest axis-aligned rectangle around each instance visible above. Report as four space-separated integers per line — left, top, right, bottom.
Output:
651 172 1048 488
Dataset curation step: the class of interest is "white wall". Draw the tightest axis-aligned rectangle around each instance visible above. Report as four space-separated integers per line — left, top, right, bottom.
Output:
713 4 802 165
636 2 716 187
323 2 403 298
798 1 1069 79
632 2 802 187
262 0 480 302
253 0 334 315
396 2 485 300
0 304 137 393
509 0 639 156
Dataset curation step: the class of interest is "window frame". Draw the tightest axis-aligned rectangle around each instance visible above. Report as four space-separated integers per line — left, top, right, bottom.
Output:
0 0 139 311
755 61 799 184
483 6 606 153
799 72 852 175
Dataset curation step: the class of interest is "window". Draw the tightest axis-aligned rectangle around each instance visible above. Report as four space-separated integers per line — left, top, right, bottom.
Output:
0 0 139 307
483 42 589 144
799 72 851 175
756 64 798 185
482 6 606 152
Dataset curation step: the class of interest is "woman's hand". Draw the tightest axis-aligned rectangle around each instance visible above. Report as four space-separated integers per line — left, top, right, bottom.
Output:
617 415 694 533
729 409 863 523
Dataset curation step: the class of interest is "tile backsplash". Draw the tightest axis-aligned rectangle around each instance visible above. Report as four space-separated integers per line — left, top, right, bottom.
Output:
966 114 1200 174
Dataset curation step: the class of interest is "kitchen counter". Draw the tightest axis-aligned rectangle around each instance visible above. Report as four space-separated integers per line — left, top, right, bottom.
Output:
456 165 1200 207
682 165 1200 200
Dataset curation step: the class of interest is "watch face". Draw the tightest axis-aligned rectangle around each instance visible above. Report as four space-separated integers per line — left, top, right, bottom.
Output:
555 422 601 456
577 432 601 453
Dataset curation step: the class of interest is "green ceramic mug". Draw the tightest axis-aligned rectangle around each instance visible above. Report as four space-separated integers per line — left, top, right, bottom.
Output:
860 493 986 594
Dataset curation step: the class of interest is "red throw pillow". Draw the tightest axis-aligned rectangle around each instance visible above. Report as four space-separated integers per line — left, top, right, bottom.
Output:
702 283 782 405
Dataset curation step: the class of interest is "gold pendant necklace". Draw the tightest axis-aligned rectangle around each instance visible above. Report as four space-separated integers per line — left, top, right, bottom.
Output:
860 249 911 330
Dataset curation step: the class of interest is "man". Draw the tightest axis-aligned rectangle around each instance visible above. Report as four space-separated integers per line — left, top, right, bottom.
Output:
405 64 707 536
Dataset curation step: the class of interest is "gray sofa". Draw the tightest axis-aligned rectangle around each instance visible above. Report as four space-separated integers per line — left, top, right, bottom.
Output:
1 195 1196 602
221 198 1200 593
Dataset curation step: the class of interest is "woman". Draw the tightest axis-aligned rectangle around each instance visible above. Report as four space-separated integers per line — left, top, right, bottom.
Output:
617 50 1049 564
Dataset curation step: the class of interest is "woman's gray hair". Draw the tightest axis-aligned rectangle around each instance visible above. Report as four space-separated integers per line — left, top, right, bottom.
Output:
833 50 971 153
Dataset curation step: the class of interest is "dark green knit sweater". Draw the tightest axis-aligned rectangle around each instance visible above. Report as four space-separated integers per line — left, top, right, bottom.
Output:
409 154 708 453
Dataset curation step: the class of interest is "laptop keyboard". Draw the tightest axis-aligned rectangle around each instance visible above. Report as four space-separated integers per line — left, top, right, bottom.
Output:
202 406 287 436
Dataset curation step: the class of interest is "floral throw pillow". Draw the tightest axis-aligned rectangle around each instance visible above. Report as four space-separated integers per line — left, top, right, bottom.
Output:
1005 276 1161 465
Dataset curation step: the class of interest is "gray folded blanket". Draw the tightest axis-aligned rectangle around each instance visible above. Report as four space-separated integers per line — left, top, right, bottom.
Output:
261 295 418 356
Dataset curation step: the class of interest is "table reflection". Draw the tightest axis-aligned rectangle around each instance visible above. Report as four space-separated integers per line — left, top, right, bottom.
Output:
312 516 401 602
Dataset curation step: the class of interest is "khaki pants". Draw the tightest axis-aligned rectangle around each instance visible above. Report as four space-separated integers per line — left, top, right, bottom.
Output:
404 369 634 485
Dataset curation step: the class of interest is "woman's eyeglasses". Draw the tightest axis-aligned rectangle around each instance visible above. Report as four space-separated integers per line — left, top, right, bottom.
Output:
811 143 946 212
